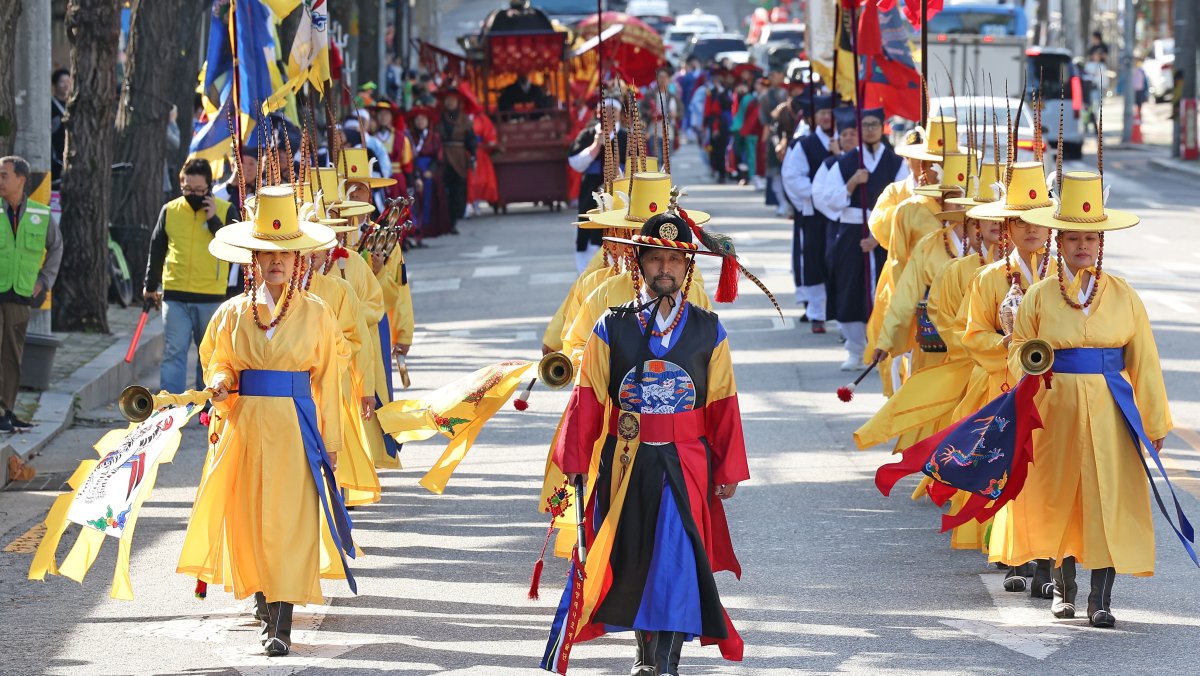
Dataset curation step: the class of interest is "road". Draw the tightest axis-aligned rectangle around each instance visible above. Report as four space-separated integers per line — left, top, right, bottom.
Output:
2 130 1199 674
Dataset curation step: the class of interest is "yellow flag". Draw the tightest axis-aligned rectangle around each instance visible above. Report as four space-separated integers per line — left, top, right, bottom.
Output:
263 0 331 113
377 361 535 494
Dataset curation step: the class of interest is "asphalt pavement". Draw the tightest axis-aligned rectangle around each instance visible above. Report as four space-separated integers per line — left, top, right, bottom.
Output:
2 133 1199 675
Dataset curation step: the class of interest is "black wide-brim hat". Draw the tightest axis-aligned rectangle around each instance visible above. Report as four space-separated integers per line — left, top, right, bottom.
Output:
603 214 721 257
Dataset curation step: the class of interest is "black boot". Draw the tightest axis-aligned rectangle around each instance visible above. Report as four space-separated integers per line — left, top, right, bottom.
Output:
1030 559 1055 599
1002 564 1028 592
654 631 685 676
254 592 269 624
1051 557 1077 619
1087 567 1117 628
630 630 657 675
264 601 294 656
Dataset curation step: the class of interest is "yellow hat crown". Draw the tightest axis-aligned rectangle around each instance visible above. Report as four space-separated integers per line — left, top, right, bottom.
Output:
1053 172 1109 223
248 186 305 241
1001 162 1051 209
941 153 972 190
927 117 961 156
622 172 672 223
314 167 345 203
610 157 659 209
975 162 1002 202
338 148 375 182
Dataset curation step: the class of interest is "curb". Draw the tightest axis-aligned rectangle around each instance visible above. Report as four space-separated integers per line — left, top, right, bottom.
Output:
1 318 164 483
1149 157 1200 178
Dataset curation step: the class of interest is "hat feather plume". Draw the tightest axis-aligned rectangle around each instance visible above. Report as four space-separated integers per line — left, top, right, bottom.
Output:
1103 184 1111 203
992 181 1006 200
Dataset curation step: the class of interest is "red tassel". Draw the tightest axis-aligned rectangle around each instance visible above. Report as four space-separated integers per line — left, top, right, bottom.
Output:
715 255 740 303
837 386 854 402
528 558 544 600
198 410 211 426
513 398 529 411
194 579 207 599
331 246 350 260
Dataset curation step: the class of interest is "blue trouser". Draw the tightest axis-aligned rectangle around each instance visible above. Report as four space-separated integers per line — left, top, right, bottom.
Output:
160 299 220 394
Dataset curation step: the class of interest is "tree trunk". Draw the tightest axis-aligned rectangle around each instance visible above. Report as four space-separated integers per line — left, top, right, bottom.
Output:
165 0 208 201
112 0 197 282
358 0 380 93
55 0 119 333
0 2 23 157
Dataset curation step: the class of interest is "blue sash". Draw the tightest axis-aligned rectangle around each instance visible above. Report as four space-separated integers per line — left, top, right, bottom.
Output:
376 315 401 459
239 369 359 591
1053 348 1198 565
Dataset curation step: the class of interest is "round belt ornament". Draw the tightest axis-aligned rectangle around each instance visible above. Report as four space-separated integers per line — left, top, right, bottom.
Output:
617 412 639 441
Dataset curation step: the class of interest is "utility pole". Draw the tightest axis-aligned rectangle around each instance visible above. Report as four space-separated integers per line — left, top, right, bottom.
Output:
1120 0 1135 143
14 0 53 335
1175 0 1198 158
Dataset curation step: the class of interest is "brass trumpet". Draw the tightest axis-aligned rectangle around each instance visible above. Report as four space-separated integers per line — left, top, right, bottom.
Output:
1018 339 1055 376
118 386 216 423
538 351 575 390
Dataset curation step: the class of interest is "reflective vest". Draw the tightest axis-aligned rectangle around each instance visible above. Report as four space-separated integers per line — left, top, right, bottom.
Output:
0 199 51 297
163 196 232 296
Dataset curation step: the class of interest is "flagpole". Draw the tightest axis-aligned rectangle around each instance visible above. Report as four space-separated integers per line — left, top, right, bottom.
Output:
850 0 872 315
920 0 928 127
229 0 246 211
596 0 604 96
831 1 842 105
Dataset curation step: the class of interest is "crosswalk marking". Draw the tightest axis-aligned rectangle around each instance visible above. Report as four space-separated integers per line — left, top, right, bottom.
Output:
529 271 578 285
411 278 462 294
471 265 521 278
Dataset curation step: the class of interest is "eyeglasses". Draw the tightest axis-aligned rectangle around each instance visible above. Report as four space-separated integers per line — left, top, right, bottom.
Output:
861 121 883 130
180 185 208 196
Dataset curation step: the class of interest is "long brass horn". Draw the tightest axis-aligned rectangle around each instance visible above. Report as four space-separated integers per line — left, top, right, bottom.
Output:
538 351 575 390
117 385 156 422
1018 338 1055 376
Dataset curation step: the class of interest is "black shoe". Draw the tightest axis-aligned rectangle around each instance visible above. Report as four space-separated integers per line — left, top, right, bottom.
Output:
1087 567 1117 628
7 411 32 429
0 414 11 433
254 592 269 625
1051 557 1077 619
812 320 826 334
1030 559 1055 599
631 630 657 675
449 227 460 235
1003 565 1028 592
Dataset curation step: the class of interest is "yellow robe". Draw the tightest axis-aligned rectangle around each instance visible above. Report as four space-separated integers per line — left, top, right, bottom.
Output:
179 291 344 606
958 250 1057 417
542 249 608 350
855 232 970 453
309 272 381 506
990 275 1171 576
336 252 396 468
378 250 415 349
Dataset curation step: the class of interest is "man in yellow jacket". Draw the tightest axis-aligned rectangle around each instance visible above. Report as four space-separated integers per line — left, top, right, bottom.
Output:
143 158 237 394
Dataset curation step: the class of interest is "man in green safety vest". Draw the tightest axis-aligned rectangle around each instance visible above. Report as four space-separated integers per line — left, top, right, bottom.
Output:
142 158 236 396
0 156 64 432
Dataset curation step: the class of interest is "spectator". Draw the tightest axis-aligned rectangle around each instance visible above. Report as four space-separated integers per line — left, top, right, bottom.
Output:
0 156 63 431
1087 31 1109 61
50 69 71 184
143 158 237 396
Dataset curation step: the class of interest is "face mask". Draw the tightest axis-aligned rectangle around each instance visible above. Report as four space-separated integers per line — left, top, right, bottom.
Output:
184 194 206 211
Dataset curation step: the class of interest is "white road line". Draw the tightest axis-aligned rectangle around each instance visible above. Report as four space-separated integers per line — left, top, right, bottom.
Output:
411 278 461 294
446 329 538 342
529 271 578 285
471 265 521 278
1140 290 1197 314
941 572 1079 659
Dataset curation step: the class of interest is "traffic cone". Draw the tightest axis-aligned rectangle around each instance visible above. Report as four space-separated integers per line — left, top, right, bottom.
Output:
1130 107 1144 144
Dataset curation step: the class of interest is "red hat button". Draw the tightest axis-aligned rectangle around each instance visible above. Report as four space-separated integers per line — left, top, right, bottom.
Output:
350 165 358 173
272 219 282 230
649 202 658 213
1082 202 1091 213
1029 189 1037 200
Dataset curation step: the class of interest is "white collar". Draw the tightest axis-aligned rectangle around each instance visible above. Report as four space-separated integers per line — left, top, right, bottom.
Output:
257 283 284 339
639 289 684 347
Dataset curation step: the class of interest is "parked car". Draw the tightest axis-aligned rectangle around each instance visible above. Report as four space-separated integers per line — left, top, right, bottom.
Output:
714 50 751 66
1025 47 1084 159
626 0 673 34
683 33 748 65
674 9 724 34
927 96 1040 163
1143 38 1175 102
748 22 806 66
663 27 700 65
537 0 605 26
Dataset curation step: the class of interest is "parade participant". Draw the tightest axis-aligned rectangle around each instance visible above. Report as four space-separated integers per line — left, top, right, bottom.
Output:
567 93 628 273
437 87 478 232
781 94 835 332
371 100 413 199
1002 170 1175 627
873 152 973 377
703 67 734 183
468 109 500 215
316 166 401 469
408 106 450 239
812 107 909 371
180 186 349 657
641 66 680 167
547 210 748 675
869 119 960 389
961 161 1056 593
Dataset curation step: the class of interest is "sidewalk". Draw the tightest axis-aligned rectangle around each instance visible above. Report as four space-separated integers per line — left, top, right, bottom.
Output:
2 304 163 483
1098 97 1200 176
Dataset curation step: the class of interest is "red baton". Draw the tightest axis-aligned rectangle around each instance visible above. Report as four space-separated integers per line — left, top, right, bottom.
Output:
124 300 153 364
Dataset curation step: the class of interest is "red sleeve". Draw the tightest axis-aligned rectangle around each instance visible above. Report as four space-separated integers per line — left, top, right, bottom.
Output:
552 386 606 474
706 394 750 485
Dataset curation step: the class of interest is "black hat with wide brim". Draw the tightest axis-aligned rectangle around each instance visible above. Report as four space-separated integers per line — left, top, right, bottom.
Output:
603 213 721 257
